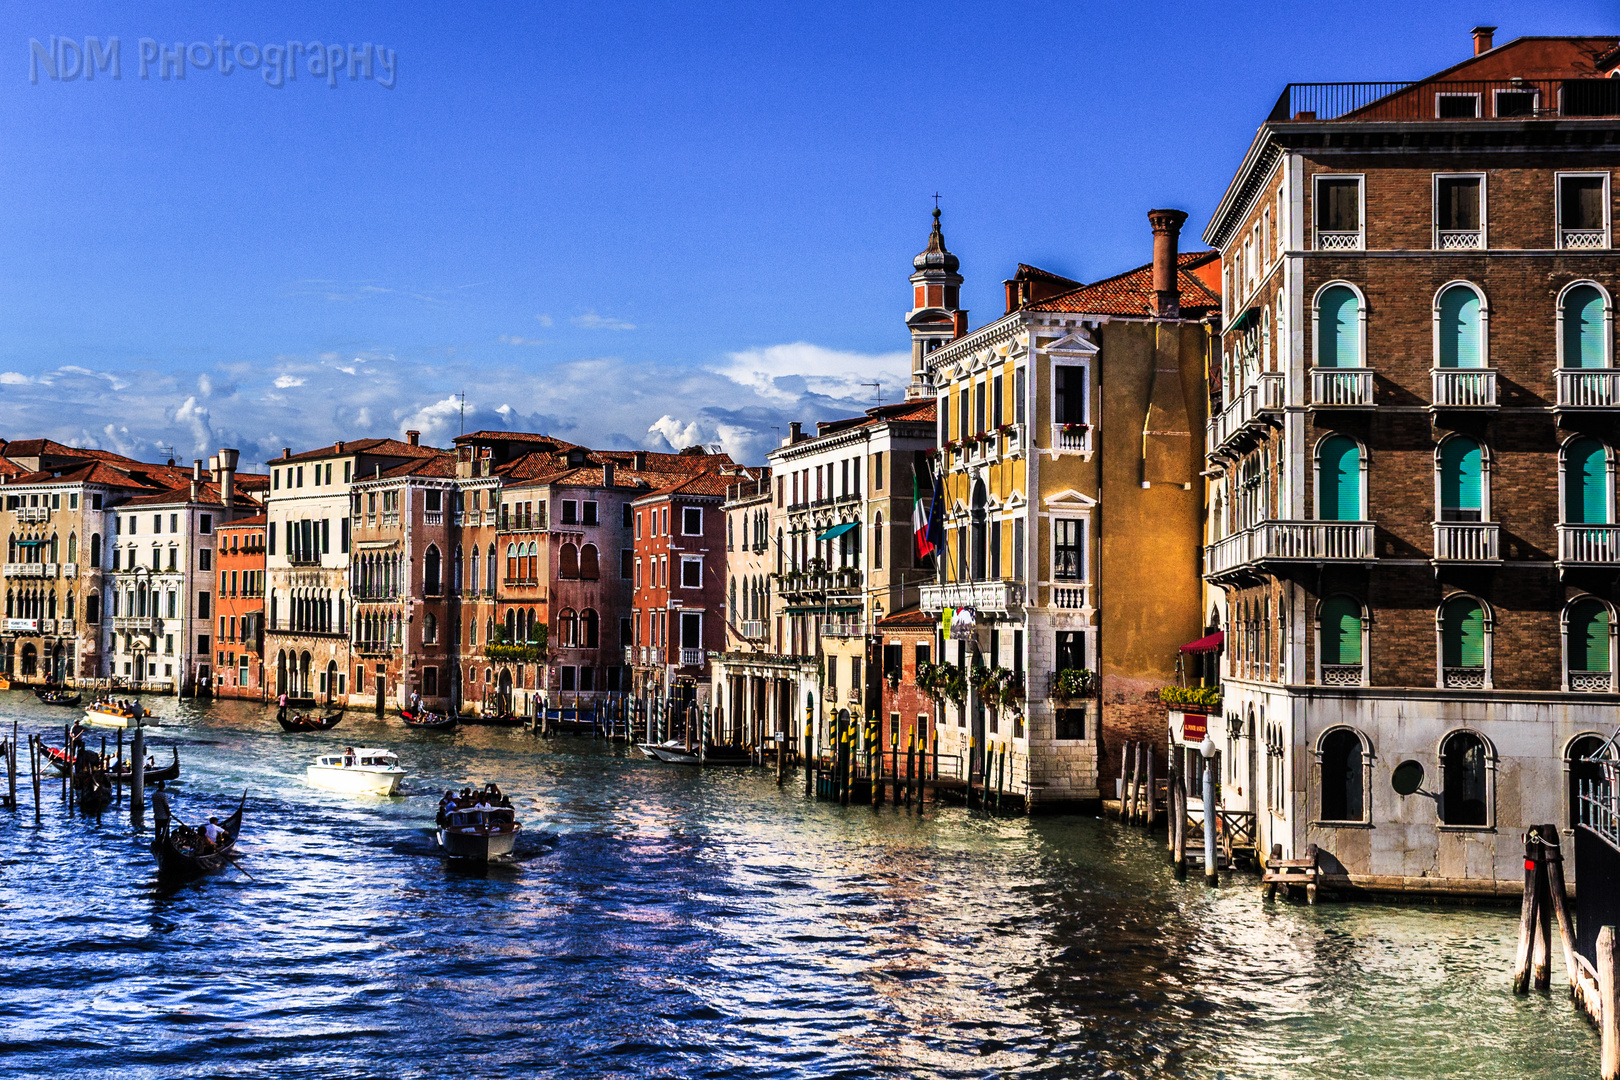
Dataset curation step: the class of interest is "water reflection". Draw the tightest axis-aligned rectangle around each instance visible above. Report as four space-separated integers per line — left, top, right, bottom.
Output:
0 693 1598 1078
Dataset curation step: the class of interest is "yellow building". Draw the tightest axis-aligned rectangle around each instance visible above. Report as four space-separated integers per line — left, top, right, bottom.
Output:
918 209 1220 807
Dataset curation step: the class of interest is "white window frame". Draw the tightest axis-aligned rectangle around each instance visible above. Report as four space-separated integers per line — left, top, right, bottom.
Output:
1312 596 1370 689
1311 725 1375 825
1432 433 1493 523
1431 173 1487 251
1311 432 1370 522
1431 280 1491 369
1433 594 1494 691
1309 279 1370 370
1049 515 1087 583
680 555 702 589
1556 172 1613 250
1048 350 1095 456
682 506 703 536
1561 595 1619 692
1491 85 1540 118
1555 279 1615 369
1312 173 1365 251
1435 91 1481 118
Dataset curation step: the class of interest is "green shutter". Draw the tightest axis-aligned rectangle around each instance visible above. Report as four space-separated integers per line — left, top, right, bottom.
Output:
1438 287 1482 369
1565 285 1605 369
1571 599 1611 673
1318 286 1358 368
1319 436 1361 521
1322 596 1362 665
1566 438 1609 525
1442 599 1485 668
1440 437 1482 513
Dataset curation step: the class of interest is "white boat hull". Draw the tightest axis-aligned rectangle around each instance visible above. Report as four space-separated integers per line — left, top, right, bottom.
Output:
84 710 147 729
306 764 406 796
437 825 520 861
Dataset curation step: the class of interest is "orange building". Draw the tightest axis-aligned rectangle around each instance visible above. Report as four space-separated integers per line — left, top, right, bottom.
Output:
213 513 268 699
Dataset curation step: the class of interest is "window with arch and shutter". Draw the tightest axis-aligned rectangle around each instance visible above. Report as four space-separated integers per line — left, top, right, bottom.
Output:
1316 286 1360 367
580 544 599 580
1564 284 1606 369
1568 598 1612 688
1320 596 1362 669
1441 732 1489 826
1441 596 1487 686
1439 437 1483 522
1564 438 1609 524
1317 435 1361 521
1320 729 1365 822
559 543 580 579
1437 286 1484 368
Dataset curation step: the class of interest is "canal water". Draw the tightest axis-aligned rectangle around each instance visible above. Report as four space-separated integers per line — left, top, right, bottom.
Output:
0 694 1597 1079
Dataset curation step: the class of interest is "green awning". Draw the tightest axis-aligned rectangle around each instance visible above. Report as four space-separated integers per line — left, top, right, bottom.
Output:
817 521 857 542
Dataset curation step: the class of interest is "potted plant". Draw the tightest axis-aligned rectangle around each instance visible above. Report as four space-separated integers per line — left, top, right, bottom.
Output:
1062 422 1089 434
942 668 967 707
999 671 1025 711
1053 667 1097 699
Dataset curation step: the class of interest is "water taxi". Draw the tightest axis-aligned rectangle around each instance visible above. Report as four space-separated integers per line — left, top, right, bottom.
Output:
436 783 522 860
306 747 407 796
84 698 151 729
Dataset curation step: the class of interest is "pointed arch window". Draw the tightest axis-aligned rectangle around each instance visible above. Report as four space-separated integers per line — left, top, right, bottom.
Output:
1438 436 1484 522
1563 437 1611 524
1436 284 1485 368
486 543 497 591
424 545 442 595
1561 283 1609 369
1316 285 1361 368
1316 435 1363 521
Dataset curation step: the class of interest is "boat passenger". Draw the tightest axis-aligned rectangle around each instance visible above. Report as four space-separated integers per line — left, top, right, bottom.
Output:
203 817 225 846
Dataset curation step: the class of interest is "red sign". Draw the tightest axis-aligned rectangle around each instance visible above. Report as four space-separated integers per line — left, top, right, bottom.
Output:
1181 712 1207 743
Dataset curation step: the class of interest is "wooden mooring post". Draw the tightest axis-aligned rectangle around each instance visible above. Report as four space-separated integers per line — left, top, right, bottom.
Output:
30 734 42 822
1142 745 1155 828
1119 741 1135 821
1514 826 1547 995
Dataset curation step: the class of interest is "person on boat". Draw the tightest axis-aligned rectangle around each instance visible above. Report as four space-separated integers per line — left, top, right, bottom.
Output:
152 787 171 843
202 817 225 848
344 747 355 767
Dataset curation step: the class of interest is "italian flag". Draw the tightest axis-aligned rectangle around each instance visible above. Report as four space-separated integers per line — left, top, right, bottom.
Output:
913 470 935 561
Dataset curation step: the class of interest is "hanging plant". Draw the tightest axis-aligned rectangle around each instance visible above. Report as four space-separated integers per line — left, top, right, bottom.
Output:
1053 667 1097 698
999 671 1025 711
942 669 967 707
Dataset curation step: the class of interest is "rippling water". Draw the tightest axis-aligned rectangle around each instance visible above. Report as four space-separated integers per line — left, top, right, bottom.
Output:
0 694 1596 1079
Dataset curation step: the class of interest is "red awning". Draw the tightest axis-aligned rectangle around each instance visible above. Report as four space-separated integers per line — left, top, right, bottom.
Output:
1179 631 1224 655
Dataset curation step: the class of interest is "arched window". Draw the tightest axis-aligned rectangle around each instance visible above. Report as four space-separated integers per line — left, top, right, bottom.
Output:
728 577 737 618
559 543 580 579
471 546 480 592
486 543 497 591
1438 436 1484 522
66 533 77 563
1320 728 1365 822
582 608 599 648
558 608 577 647
1561 283 1608 369
89 533 100 566
1320 595 1362 672
1440 731 1489 826
1436 284 1484 368
1563 437 1610 524
526 541 538 580
1316 435 1363 521
1316 284 1361 368
1440 595 1487 687
580 544 600 580
453 545 463 592
873 513 884 570
423 612 438 645
505 543 518 581
775 529 783 575
1568 734 1608 829
1567 597 1612 690
424 545 441 595
970 482 987 581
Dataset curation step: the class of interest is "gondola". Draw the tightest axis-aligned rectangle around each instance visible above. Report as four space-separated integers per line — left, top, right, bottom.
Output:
460 710 525 727
400 708 457 731
42 742 76 776
111 746 181 785
36 690 83 707
278 709 344 732
151 793 246 880
73 758 112 810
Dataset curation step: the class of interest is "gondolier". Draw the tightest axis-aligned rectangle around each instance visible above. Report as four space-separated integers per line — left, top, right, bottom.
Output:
152 786 171 843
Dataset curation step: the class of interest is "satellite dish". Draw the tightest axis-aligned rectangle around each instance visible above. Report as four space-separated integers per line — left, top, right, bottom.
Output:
1392 760 1425 796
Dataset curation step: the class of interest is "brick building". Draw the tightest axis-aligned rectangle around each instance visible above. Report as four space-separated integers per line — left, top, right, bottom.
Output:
214 514 268 699
1199 30 1620 892
876 607 937 760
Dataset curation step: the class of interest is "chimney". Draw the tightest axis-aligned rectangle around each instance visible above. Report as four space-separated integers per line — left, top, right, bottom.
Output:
190 479 199 502
632 450 647 470
406 430 420 447
208 454 220 484
335 440 345 453
1147 208 1190 318
219 448 239 517
1004 279 1021 315
1472 25 1496 55
193 459 203 481
282 447 291 460
952 310 969 338
789 422 803 443
603 462 615 487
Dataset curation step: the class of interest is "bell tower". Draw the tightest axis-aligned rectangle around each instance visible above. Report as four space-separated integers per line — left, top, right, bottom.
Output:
905 205 965 399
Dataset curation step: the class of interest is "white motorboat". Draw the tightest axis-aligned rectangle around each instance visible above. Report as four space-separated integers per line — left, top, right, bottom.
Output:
435 783 522 861
306 748 407 796
83 700 151 729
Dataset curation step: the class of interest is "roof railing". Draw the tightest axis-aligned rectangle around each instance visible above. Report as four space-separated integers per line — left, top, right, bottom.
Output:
1268 78 1620 123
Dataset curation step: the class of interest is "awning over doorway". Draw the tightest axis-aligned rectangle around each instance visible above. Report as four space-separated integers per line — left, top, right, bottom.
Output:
1179 631 1224 654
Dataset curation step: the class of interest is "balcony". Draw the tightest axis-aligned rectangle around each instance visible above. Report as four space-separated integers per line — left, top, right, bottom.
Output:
1556 369 1620 410
1207 373 1284 455
1049 583 1091 610
14 507 48 523
738 620 765 641
62 563 77 579
632 646 664 667
920 579 1026 615
1205 521 1376 578
623 646 636 664
37 619 54 634
54 619 75 636
288 554 322 567
424 511 443 526
114 617 160 633
1571 671 1614 692
1309 368 1375 408
1319 663 1363 687
1562 229 1608 250
820 622 867 639
4 563 45 578
1314 230 1363 251
1558 525 1620 566
1002 423 1026 456
1051 423 1091 453
1430 369 1497 409
679 648 705 667
1432 522 1500 563
1268 79 1620 123
1436 229 1483 251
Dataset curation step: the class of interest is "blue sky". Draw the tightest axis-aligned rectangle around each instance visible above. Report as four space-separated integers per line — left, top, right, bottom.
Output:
1 0 1612 470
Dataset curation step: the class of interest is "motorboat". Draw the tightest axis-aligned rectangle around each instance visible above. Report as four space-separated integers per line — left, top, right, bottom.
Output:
637 740 751 766
84 698 151 729
305 748 407 796
435 783 522 861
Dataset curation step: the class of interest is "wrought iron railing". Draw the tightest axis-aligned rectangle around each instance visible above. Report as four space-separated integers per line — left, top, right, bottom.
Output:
1269 79 1620 123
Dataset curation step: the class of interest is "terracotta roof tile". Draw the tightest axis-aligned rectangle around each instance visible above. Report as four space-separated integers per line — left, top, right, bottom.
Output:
1029 251 1221 318
875 607 935 629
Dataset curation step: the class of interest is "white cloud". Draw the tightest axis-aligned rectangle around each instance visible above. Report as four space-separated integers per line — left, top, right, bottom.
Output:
0 372 32 385
535 314 554 327
197 374 213 397
274 374 306 388
498 335 546 346
715 342 910 405
572 311 636 331
172 396 215 453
